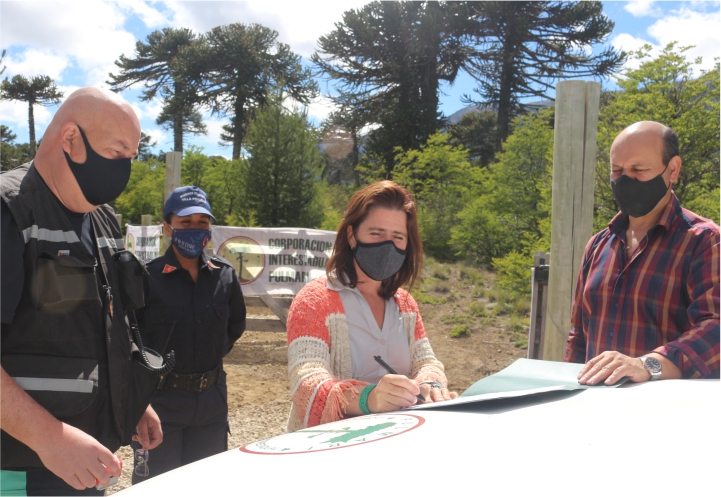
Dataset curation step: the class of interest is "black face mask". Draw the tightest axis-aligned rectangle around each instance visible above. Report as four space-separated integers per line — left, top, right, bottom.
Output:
353 239 407 282
610 164 671 218
64 125 132 206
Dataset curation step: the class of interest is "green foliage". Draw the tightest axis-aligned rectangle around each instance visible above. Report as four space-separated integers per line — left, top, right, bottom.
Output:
449 324 471 338
317 183 352 232
415 294 447 305
451 109 554 264
393 133 482 259
243 92 324 228
114 159 166 224
0 126 33 171
492 251 533 298
448 110 498 168
594 43 720 227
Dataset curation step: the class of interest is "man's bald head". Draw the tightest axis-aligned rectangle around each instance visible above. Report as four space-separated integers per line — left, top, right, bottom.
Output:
612 121 679 167
34 86 140 213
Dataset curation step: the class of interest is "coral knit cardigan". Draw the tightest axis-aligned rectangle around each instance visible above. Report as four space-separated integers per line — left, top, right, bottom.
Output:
286 276 447 432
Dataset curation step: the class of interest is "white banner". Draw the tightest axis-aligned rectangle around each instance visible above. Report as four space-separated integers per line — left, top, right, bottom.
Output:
211 226 336 296
126 224 163 261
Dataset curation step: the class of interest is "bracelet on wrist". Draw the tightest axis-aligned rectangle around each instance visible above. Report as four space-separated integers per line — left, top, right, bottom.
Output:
359 384 376 415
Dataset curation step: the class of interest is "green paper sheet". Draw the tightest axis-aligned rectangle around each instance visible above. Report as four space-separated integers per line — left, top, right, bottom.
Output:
460 358 629 397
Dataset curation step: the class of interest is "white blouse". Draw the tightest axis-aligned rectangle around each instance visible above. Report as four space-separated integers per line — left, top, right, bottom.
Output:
326 278 411 384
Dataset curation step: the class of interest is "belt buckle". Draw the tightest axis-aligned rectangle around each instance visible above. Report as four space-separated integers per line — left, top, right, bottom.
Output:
195 372 209 392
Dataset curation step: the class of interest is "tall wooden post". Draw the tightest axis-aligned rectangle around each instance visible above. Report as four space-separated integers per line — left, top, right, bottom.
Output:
543 81 601 361
141 215 152 226
164 152 182 250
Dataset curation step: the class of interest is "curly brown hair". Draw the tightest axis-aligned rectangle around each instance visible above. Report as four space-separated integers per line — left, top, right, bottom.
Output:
326 181 423 299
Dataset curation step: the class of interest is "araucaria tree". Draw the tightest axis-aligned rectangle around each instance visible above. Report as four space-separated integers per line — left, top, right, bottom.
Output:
243 91 324 228
467 0 625 148
108 27 206 153
182 23 318 159
0 75 63 155
313 1 476 176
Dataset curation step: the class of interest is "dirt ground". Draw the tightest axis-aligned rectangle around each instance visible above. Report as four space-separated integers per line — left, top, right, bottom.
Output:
110 262 526 494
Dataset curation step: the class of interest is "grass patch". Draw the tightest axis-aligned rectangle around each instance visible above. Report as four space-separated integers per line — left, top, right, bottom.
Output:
508 315 530 349
432 266 449 281
450 324 471 338
441 314 471 325
459 266 486 285
416 294 447 305
510 298 531 316
430 280 451 293
473 286 487 299
469 301 486 317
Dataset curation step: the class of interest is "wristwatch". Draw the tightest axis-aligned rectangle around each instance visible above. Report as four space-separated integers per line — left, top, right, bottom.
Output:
639 356 662 381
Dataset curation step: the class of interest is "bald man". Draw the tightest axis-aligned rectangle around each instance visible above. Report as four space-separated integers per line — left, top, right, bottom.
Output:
565 121 719 384
1 87 162 495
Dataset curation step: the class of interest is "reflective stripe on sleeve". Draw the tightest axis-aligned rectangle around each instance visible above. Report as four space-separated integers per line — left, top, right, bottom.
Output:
13 376 94 393
96 237 125 250
21 225 80 244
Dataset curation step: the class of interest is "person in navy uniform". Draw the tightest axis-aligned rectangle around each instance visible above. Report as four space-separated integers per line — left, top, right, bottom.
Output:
131 186 246 483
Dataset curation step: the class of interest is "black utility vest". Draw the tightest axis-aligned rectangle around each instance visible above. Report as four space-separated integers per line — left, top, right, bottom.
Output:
1 163 142 468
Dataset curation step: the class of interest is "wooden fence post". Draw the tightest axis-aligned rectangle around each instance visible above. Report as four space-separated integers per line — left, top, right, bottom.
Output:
543 81 601 361
164 152 182 250
141 215 152 227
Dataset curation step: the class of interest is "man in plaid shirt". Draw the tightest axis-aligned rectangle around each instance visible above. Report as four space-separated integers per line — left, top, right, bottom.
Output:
566 121 719 384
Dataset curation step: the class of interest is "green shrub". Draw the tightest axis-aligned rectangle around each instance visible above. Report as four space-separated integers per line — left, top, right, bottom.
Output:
450 325 471 338
492 250 533 298
416 294 447 305
469 301 486 317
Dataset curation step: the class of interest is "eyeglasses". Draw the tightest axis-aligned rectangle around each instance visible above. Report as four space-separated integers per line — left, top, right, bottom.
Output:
134 448 150 477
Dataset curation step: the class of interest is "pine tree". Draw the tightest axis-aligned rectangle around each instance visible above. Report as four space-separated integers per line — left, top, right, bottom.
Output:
467 1 624 149
243 91 324 228
108 27 205 153
182 23 318 159
313 1 476 176
0 75 63 155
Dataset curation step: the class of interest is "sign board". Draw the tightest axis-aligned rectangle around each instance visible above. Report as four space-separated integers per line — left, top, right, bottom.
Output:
211 226 336 296
125 224 163 261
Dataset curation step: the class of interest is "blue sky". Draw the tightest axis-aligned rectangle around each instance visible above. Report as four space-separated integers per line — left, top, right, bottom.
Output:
1 1 719 158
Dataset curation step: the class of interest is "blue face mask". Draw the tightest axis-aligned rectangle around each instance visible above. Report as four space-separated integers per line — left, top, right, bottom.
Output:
170 228 211 259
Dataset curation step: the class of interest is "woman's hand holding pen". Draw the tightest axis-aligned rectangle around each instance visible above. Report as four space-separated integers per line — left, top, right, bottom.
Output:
367 374 421 412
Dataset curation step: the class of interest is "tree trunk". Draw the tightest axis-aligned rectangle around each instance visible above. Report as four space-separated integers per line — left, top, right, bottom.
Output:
232 98 246 160
174 112 183 153
28 100 36 156
495 36 516 151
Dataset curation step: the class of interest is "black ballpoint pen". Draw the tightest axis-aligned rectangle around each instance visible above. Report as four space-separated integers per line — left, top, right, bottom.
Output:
373 355 426 403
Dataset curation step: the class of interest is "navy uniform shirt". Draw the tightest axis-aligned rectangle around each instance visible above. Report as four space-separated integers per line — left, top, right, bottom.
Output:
138 247 246 374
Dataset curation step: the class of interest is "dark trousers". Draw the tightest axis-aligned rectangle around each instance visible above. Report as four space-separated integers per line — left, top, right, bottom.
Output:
0 467 105 496
131 370 228 485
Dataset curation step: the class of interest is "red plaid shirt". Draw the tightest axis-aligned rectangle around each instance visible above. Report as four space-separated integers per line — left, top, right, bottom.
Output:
565 192 719 378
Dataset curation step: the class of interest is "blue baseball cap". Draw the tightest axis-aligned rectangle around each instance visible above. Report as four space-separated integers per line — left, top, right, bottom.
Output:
163 186 216 220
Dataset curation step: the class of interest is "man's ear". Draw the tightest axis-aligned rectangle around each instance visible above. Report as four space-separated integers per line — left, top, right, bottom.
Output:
346 225 355 249
668 155 682 183
60 122 86 163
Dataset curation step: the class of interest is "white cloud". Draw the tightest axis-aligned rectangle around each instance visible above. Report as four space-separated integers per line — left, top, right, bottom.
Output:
117 0 170 28
2 49 70 81
143 127 168 148
0 100 54 137
611 33 659 70
164 0 368 58
1 1 137 85
305 94 337 124
131 98 164 122
624 1 662 18
204 119 229 148
612 5 720 72
647 6 720 71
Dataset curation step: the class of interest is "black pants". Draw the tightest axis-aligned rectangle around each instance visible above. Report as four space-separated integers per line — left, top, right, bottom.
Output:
0 467 105 496
131 371 228 484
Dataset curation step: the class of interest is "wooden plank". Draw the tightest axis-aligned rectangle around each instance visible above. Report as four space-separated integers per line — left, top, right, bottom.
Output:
245 315 286 333
164 151 182 250
259 294 288 326
244 296 293 309
527 251 550 360
141 215 152 226
544 81 600 361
